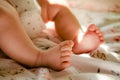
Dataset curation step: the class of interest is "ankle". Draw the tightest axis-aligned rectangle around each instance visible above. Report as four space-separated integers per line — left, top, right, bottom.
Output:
38 50 50 67
34 50 46 67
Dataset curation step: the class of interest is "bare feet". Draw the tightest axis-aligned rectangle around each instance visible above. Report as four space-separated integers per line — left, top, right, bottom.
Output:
41 40 74 71
73 24 104 54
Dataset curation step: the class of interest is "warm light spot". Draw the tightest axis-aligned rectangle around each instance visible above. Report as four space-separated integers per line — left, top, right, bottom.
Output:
77 25 87 43
48 0 69 7
100 44 109 52
77 31 84 43
45 21 55 29
96 74 117 80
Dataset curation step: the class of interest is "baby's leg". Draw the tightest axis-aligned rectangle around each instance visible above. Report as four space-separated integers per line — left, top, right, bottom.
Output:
37 40 74 71
73 24 104 54
37 0 104 54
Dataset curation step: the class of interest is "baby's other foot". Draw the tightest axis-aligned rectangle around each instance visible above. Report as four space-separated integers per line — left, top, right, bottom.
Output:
88 24 104 43
73 24 104 54
42 40 74 71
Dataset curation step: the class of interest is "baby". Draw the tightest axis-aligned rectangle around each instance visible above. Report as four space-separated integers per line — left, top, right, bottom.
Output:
0 0 104 71
38 0 104 54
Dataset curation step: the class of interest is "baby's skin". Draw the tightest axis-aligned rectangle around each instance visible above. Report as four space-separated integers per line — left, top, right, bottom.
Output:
41 24 104 54
0 0 104 71
40 40 74 71
0 0 74 71
73 24 104 54
37 0 104 55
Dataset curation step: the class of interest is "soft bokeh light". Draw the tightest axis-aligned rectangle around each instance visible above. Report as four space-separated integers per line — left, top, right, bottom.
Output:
100 44 110 52
45 21 55 29
95 74 116 80
77 25 86 43
77 31 84 43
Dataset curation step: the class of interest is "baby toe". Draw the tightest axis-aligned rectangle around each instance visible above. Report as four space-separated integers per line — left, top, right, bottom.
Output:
62 61 70 67
61 51 72 57
58 62 70 70
88 24 97 31
98 33 103 36
95 29 100 33
57 55 71 70
100 37 104 43
61 46 72 51
61 57 71 68
61 56 71 62
60 40 74 48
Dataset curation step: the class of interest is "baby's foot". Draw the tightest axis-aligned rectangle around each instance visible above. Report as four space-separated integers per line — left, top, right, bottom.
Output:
87 24 104 43
41 40 74 71
73 24 104 54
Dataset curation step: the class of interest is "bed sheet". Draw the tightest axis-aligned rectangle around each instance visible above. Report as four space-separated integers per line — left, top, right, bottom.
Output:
0 0 120 80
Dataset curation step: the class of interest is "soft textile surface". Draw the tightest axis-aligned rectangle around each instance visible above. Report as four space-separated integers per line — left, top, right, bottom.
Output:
0 0 120 80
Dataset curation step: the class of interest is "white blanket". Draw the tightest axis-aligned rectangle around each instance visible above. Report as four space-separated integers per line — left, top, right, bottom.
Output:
0 0 120 80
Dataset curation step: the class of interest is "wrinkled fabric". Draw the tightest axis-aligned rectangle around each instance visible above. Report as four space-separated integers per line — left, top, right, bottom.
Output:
0 0 120 80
